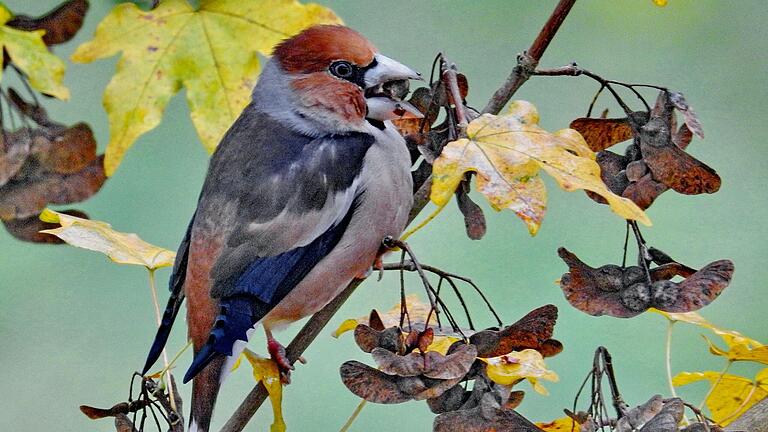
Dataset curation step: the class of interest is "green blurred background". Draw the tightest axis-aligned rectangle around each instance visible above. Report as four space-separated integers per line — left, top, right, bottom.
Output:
1 1 766 430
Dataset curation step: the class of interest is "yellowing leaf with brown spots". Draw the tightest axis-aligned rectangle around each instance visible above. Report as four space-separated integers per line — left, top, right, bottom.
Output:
673 369 768 426
0 4 68 99
431 101 650 235
536 417 581 431
480 349 559 395
71 0 340 175
39 208 175 269
232 349 286 432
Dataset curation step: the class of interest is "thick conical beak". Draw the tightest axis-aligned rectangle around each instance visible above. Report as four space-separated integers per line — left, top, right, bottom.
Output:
364 54 422 88
364 54 422 121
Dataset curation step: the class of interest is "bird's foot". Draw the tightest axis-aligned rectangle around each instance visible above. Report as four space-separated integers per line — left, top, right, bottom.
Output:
355 256 385 279
267 337 294 384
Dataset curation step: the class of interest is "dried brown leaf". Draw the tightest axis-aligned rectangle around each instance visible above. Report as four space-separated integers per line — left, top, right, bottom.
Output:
593 150 629 201
558 247 645 318
427 384 466 414
504 390 525 410
560 248 733 317
470 305 560 358
391 87 437 137
372 343 477 380
650 262 696 281
433 393 542 432
339 360 412 404
372 348 425 377
674 123 693 150
2 208 86 243
353 324 382 353
7 0 89 46
625 160 648 183
456 182 486 240
0 154 106 220
418 327 435 353
369 310 385 331
622 173 668 210
615 395 664 431
570 117 633 152
657 259 734 313
638 398 684 431
640 117 720 195
669 92 704 138
414 376 464 401
0 130 30 186
423 344 477 379
33 123 98 174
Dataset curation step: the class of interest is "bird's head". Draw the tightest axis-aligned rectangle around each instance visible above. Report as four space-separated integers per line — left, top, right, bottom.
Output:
268 25 423 133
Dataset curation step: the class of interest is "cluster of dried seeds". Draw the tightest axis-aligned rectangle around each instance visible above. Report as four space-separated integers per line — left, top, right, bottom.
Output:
340 306 562 431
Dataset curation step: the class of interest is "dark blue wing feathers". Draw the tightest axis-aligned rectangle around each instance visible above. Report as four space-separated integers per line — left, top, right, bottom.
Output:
141 214 195 375
183 203 356 383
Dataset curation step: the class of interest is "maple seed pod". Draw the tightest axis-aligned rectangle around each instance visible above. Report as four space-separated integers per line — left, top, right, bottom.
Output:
620 282 651 312
625 142 642 161
651 280 679 308
595 264 624 292
382 79 410 101
622 266 646 287
625 160 649 182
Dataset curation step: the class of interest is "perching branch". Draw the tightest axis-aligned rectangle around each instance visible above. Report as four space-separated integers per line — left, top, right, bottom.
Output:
220 1 578 430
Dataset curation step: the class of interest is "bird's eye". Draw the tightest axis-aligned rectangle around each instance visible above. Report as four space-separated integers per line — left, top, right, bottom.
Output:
330 61 354 79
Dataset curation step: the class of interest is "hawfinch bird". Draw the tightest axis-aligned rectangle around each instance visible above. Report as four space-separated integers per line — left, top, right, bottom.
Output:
141 25 421 432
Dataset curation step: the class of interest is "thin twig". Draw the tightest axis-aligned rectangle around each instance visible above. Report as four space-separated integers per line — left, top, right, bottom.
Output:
440 55 468 128
219 1 579 429
382 259 502 328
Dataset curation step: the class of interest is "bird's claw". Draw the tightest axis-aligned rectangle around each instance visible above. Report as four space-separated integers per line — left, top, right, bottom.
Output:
267 338 294 384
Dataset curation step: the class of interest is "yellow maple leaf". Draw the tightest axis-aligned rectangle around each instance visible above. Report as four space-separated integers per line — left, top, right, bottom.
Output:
0 4 68 99
71 0 340 175
232 349 286 432
431 101 650 235
653 310 768 364
480 349 559 395
704 335 768 365
653 0 668 6
39 208 175 269
536 417 581 431
673 369 768 426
